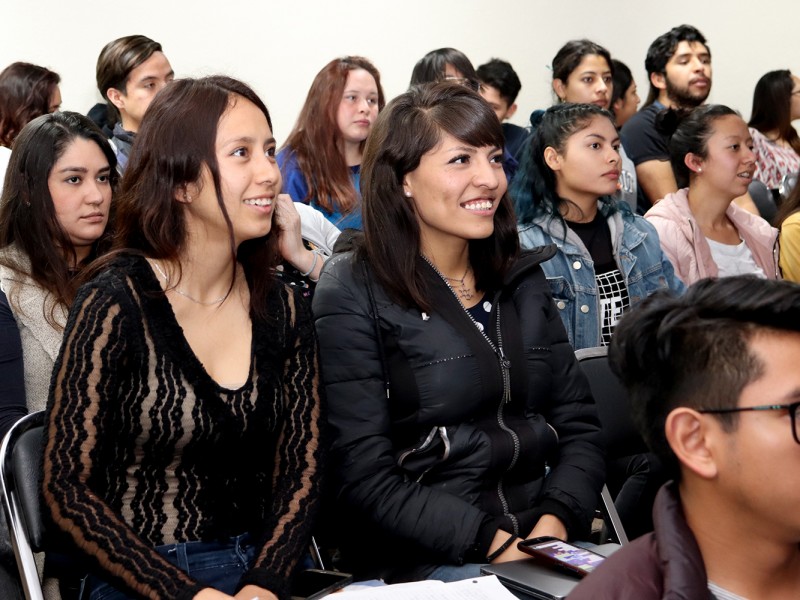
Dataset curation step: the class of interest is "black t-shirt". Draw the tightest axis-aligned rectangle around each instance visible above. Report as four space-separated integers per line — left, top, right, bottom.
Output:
620 102 670 213
566 213 630 345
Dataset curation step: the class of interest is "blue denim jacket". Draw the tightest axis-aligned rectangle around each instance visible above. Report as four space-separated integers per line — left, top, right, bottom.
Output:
518 201 684 349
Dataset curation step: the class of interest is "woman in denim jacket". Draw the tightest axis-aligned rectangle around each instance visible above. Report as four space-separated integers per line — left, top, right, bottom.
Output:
515 104 682 350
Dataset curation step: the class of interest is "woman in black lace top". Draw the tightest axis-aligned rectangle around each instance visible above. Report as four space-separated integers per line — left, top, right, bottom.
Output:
42 76 323 600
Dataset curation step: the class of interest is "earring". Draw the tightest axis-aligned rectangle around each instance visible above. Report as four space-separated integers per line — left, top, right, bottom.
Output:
184 194 192 202
697 168 703 173
404 190 412 198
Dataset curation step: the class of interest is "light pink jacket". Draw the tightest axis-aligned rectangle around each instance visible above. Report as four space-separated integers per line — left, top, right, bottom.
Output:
645 188 779 285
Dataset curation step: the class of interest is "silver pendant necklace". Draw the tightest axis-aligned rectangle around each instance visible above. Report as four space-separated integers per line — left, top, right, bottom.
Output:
443 265 474 302
151 261 227 306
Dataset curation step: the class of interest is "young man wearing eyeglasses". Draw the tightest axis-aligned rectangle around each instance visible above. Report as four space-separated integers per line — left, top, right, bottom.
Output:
570 275 800 599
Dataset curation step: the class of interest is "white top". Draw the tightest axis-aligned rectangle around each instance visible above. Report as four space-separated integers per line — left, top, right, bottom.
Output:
706 238 766 279
295 202 341 255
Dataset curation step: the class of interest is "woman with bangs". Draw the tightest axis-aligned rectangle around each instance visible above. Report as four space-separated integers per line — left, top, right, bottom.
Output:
313 82 604 583
42 76 322 600
278 56 385 230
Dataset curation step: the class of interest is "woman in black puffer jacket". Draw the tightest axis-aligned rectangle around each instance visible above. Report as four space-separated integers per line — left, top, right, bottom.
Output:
313 82 605 584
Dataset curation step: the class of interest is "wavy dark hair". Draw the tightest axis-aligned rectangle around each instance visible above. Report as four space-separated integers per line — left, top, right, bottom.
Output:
0 62 60 148
776 172 800 228
659 104 739 188
106 75 280 320
361 81 519 311
281 57 385 216
513 103 618 232
644 25 709 106
749 70 800 157
0 111 117 327
610 276 800 479
409 48 478 90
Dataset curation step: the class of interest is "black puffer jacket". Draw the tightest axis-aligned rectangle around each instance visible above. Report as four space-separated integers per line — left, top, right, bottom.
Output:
313 247 605 582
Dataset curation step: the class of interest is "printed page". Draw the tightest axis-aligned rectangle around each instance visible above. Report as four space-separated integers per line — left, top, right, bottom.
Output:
332 575 518 600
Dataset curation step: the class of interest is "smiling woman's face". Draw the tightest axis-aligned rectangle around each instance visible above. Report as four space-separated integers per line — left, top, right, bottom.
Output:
402 130 506 254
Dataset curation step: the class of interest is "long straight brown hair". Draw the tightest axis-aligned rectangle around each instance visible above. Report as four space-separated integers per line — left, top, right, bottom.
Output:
100 75 281 321
281 56 385 215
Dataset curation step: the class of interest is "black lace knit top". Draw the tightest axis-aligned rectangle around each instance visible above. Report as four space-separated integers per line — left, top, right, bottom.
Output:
42 255 323 600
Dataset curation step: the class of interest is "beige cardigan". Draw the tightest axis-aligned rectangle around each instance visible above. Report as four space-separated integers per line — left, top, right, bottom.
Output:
0 245 67 414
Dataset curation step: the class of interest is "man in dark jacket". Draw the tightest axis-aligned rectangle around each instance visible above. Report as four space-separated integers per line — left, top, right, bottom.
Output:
570 276 800 599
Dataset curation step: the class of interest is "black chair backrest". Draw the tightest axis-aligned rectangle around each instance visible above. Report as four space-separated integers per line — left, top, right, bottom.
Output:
10 421 46 552
575 347 646 459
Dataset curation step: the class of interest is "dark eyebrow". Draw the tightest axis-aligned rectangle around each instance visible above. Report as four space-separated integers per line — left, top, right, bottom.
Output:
220 136 276 147
56 167 89 174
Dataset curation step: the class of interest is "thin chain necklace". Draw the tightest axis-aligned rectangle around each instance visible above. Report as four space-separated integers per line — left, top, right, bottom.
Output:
151 260 227 306
442 264 474 301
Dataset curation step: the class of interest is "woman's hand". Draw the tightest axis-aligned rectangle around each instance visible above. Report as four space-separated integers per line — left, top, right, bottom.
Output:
275 194 310 268
234 584 279 600
193 589 235 600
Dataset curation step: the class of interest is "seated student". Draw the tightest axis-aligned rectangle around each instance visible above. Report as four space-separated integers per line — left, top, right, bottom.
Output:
95 34 174 172
621 25 711 212
43 76 322 600
410 48 518 181
646 105 779 285
0 62 61 190
776 175 800 282
511 40 637 212
278 57 385 230
571 276 800 599
0 111 116 439
610 59 641 211
748 69 800 190
313 82 605 584
516 103 681 350
476 58 529 159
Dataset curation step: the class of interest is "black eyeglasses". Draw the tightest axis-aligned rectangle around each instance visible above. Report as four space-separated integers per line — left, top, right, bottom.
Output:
697 402 800 444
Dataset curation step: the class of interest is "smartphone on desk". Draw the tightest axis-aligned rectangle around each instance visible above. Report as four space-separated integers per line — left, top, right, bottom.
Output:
290 568 353 600
517 536 606 579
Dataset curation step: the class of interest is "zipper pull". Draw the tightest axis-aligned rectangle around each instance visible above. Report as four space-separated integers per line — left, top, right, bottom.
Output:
497 346 512 404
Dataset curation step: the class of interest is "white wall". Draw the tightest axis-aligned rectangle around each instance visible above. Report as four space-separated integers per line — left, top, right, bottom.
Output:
5 0 798 143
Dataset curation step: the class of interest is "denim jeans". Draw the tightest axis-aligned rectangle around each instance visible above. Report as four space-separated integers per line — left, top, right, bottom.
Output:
427 563 484 583
85 533 257 600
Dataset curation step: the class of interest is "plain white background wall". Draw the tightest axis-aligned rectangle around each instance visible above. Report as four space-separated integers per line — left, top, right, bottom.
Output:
5 0 799 143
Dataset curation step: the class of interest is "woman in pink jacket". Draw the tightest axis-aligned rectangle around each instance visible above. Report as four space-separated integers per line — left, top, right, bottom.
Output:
646 105 779 285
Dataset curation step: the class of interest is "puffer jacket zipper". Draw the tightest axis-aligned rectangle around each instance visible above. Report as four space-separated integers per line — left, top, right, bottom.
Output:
422 256 521 537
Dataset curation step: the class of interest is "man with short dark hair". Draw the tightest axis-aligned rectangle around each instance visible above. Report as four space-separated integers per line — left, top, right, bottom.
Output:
621 25 711 212
476 58 529 159
570 276 800 599
95 34 174 171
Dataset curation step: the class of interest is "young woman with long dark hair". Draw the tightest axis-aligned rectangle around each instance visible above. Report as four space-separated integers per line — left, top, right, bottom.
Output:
748 69 800 190
313 82 604 583
0 111 115 438
42 76 322 600
278 56 385 230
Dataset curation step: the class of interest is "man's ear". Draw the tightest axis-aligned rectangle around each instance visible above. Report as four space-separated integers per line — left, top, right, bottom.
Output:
650 71 667 92
543 146 562 172
106 87 126 111
505 103 518 120
665 407 719 479
552 79 567 102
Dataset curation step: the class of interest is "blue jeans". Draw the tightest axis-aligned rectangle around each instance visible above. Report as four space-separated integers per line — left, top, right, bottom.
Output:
86 533 258 600
427 563 485 583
